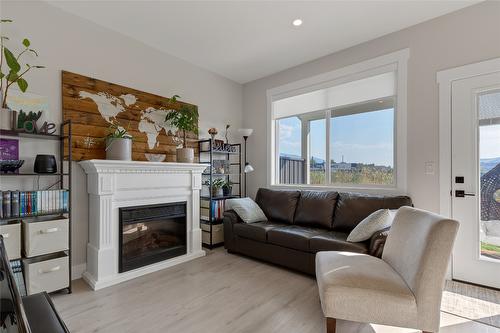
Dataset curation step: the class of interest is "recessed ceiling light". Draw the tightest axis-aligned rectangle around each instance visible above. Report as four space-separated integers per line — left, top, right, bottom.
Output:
292 19 303 27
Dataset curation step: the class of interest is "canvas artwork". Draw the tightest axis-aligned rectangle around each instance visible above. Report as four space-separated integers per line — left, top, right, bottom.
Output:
0 139 19 160
61 71 198 161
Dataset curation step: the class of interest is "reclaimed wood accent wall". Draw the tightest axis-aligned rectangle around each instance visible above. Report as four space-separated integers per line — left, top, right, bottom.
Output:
62 71 198 161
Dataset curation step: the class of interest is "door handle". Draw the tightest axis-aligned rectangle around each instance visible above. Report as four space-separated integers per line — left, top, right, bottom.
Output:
455 190 475 197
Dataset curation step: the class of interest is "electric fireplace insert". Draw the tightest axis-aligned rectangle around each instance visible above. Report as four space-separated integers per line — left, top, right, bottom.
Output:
119 202 187 273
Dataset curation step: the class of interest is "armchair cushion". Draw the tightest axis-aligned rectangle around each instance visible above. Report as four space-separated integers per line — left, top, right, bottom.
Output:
316 251 417 328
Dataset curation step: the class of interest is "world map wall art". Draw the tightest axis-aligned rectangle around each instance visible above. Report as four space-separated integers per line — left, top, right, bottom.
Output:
61 71 198 161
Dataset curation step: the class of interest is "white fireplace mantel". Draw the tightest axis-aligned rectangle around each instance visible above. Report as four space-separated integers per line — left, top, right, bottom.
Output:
79 160 207 290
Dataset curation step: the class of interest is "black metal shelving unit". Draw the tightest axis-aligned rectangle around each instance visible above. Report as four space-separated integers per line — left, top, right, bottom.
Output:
198 139 241 249
0 120 73 294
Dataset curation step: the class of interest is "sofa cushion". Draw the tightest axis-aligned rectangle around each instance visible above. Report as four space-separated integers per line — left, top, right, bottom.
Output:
309 231 368 254
267 225 324 251
333 193 412 232
255 188 300 224
294 191 338 229
233 221 287 242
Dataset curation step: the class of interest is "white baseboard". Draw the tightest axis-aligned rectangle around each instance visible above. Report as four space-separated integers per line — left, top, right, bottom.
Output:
72 263 87 280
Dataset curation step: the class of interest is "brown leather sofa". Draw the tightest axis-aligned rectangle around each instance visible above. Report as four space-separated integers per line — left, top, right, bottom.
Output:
224 188 412 275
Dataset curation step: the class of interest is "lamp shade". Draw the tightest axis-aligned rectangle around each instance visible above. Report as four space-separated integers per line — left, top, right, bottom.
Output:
244 163 254 173
238 128 253 137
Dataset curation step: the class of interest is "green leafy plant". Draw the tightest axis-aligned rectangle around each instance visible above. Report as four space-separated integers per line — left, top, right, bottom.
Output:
212 178 225 189
106 122 132 139
164 95 199 148
0 19 45 108
222 180 233 190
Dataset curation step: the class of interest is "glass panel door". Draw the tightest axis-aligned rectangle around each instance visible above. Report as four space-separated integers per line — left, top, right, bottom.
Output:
451 72 500 289
479 90 500 261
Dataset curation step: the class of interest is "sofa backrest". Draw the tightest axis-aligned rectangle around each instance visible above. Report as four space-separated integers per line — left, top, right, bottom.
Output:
254 188 412 232
293 191 338 229
332 192 413 232
255 188 300 224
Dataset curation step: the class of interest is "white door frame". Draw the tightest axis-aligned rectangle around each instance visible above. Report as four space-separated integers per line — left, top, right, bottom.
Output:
437 57 500 218
437 57 500 280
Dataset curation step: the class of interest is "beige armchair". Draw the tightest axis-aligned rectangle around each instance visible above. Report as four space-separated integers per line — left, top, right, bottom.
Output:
316 206 459 333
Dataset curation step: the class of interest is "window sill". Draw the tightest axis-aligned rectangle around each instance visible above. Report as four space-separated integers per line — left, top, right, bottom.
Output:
269 183 407 195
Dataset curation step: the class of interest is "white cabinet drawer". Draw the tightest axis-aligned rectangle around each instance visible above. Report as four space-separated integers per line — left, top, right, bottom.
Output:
23 218 69 257
24 254 69 295
0 223 21 260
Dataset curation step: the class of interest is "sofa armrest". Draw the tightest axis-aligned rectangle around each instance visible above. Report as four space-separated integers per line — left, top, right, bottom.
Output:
368 226 391 258
223 210 243 250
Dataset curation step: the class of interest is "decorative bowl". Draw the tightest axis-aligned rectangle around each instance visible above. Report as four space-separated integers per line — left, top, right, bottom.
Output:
0 160 25 173
145 153 166 162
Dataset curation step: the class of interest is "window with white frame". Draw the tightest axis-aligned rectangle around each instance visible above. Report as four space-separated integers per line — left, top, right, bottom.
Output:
270 53 407 190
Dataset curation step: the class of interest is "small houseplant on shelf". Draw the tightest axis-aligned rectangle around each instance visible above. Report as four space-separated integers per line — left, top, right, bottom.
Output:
105 122 132 160
164 95 199 163
211 178 225 197
222 180 233 196
0 19 45 129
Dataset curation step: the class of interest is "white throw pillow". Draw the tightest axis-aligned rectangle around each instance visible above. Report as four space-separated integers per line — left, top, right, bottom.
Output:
225 198 267 223
347 209 394 242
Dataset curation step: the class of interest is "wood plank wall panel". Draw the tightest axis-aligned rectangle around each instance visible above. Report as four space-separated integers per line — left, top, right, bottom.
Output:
62 71 198 161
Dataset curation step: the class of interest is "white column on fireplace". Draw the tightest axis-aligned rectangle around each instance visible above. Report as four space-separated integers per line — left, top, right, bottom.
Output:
79 160 207 290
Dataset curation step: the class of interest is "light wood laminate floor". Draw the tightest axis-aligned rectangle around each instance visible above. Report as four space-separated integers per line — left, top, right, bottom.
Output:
53 249 500 333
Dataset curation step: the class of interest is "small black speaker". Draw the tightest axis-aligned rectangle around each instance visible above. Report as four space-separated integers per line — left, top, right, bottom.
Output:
34 154 57 174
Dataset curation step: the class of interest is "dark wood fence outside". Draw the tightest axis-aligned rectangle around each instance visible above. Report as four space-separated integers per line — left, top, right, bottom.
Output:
279 156 306 184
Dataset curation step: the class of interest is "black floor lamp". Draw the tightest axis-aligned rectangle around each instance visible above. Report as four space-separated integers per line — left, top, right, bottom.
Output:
238 128 253 197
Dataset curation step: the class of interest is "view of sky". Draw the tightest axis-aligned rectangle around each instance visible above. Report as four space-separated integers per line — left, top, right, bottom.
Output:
279 109 394 167
480 124 500 160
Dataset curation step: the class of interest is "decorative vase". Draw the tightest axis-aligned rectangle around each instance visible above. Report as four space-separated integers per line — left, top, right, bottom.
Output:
212 187 223 197
106 137 132 161
176 147 194 163
34 155 57 173
0 108 14 130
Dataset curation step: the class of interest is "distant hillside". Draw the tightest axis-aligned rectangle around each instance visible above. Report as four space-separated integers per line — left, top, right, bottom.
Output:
481 157 500 175
479 157 500 176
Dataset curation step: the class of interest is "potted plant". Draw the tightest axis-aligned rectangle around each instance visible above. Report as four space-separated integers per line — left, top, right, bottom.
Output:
164 95 199 163
105 122 133 160
211 178 225 197
222 180 233 196
0 19 44 129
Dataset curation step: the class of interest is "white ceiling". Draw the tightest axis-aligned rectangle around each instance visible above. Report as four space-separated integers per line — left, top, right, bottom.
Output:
46 0 479 84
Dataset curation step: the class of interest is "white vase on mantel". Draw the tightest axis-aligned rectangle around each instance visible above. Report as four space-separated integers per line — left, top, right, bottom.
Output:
105 137 132 161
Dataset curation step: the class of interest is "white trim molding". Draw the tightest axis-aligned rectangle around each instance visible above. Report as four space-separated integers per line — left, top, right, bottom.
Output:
437 57 500 218
79 160 207 290
266 49 409 193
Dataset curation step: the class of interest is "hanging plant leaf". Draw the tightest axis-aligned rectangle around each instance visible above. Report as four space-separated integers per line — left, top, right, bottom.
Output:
6 70 19 82
4 47 20 72
17 78 28 92
22 38 30 47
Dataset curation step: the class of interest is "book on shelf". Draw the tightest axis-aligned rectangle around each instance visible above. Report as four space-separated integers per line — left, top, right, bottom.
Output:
200 198 227 221
10 260 26 296
0 189 69 219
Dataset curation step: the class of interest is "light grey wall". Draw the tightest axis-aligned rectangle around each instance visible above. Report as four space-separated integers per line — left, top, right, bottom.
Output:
1 1 243 271
242 1 500 212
